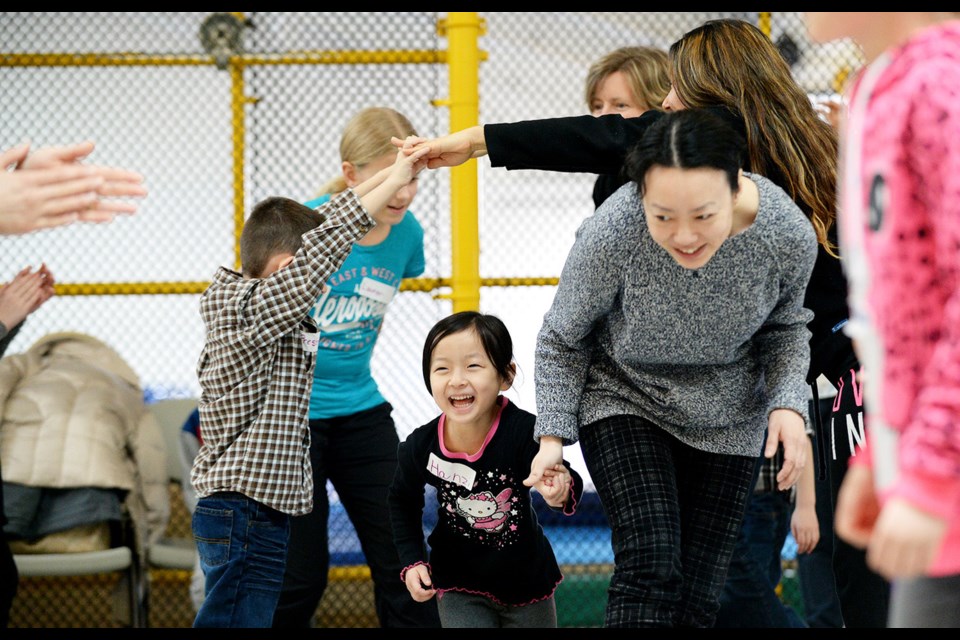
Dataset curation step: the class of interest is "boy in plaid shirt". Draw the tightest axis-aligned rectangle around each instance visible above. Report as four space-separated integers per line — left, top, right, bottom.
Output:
191 144 428 628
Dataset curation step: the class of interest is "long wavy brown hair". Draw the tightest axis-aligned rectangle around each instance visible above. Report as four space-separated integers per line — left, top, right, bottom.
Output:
669 19 839 255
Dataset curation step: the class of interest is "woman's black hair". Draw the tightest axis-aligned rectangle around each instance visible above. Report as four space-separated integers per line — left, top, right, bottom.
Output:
623 108 746 197
421 311 514 393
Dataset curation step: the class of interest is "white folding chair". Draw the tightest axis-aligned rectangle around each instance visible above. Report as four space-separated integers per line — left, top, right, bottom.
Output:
13 517 146 627
145 398 200 573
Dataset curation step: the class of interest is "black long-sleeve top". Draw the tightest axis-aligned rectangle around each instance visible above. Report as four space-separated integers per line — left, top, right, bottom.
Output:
485 113 857 384
389 397 582 606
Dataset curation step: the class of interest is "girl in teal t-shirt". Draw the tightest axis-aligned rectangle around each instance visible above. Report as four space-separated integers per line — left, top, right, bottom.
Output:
272 107 439 628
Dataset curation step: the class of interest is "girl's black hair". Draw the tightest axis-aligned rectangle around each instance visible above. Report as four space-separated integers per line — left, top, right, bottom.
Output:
421 311 514 392
623 108 746 197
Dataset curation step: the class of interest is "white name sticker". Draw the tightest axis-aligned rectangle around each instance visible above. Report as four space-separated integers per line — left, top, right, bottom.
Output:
357 277 396 305
300 329 319 353
427 452 476 490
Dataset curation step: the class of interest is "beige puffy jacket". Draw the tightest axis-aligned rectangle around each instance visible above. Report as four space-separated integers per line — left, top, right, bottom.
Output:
0 332 170 553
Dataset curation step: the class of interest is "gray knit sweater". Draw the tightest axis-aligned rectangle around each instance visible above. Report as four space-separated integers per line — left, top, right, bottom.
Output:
534 173 817 457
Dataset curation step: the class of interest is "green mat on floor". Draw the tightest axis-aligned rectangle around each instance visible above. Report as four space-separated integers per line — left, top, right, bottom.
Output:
555 571 610 628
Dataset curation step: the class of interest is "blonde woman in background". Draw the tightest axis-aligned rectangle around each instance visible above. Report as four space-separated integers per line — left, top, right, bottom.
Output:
272 106 440 629
584 46 670 209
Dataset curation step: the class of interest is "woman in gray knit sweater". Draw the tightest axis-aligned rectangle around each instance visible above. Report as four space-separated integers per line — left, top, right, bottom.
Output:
530 109 817 626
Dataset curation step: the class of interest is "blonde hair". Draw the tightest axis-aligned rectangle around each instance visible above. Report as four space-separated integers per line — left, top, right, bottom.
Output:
669 19 839 255
584 46 671 113
317 106 418 196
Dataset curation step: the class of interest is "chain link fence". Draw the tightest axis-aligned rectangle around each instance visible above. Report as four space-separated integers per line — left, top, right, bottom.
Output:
1 12 864 628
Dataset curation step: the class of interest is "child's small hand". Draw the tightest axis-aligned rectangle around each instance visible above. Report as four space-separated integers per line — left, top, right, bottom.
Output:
392 134 430 154
403 563 437 602
388 143 430 187
791 502 820 554
354 143 431 216
537 463 572 509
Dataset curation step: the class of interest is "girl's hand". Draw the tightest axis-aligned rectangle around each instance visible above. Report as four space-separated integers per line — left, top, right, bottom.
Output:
32 263 56 312
386 145 431 188
403 563 437 603
834 464 878 549
538 464 572 508
814 97 844 130
865 498 947 580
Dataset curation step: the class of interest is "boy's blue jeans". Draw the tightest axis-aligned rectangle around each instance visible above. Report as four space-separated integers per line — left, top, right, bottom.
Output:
192 492 290 628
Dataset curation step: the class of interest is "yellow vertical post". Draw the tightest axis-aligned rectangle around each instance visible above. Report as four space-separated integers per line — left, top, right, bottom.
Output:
230 59 246 272
444 12 482 312
758 12 772 38
230 11 248 272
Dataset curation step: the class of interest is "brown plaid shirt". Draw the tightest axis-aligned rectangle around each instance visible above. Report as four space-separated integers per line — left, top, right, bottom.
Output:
191 191 374 515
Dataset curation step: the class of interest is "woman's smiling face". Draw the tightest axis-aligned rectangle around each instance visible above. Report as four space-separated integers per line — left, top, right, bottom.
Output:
643 165 738 269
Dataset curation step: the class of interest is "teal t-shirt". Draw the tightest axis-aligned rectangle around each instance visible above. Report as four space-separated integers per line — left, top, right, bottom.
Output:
305 193 425 419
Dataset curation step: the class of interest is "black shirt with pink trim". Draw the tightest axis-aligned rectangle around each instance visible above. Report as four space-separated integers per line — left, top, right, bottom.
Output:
389 397 583 606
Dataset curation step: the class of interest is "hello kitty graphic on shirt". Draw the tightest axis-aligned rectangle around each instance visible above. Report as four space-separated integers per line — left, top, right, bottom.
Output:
455 488 512 532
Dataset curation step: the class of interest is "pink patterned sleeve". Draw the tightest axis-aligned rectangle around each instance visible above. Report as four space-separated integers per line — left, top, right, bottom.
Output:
891 65 960 519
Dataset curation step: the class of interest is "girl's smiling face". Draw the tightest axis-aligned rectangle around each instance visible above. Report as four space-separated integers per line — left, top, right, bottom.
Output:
429 327 511 431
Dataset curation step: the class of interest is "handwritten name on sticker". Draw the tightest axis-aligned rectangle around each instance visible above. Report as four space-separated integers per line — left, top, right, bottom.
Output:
358 277 396 305
427 452 476 490
301 329 319 353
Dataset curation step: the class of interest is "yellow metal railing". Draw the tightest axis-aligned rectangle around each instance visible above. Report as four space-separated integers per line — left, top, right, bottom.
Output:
52 277 553 298
0 51 448 68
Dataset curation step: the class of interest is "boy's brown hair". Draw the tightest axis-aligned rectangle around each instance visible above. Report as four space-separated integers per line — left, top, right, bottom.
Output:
240 196 326 278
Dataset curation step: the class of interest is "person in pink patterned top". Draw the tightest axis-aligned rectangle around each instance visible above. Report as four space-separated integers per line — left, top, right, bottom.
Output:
805 12 960 628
